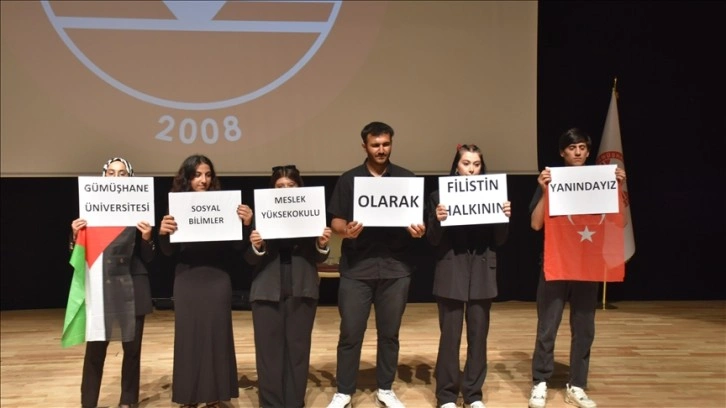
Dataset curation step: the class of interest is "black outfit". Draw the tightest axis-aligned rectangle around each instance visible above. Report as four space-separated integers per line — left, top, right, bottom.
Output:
426 190 508 406
81 228 155 408
160 237 242 405
327 160 417 394
529 187 597 388
244 237 329 408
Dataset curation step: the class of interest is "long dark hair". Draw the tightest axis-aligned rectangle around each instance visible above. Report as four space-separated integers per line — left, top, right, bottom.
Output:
170 154 221 192
270 164 303 188
448 144 486 175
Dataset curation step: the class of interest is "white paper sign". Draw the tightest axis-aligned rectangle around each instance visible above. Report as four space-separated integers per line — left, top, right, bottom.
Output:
353 177 424 227
168 190 243 243
78 176 155 227
438 173 509 226
548 164 618 216
254 186 327 239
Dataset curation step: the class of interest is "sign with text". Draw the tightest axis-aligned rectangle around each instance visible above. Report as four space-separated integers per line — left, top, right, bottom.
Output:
353 177 424 227
438 174 509 226
78 176 155 227
548 165 618 216
254 186 327 239
168 190 242 243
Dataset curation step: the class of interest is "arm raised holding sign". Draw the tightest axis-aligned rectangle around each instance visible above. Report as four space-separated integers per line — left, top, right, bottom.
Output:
66 157 155 408
426 144 511 408
527 128 627 408
156 154 245 407
325 121 423 407
244 165 331 408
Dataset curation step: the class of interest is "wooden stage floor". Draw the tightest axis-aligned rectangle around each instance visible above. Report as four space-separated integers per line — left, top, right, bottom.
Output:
1 301 724 407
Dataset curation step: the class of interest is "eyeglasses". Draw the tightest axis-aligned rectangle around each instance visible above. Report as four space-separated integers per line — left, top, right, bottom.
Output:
272 164 297 172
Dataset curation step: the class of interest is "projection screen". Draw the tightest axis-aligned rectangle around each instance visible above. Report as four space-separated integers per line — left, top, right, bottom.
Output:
1 1 537 176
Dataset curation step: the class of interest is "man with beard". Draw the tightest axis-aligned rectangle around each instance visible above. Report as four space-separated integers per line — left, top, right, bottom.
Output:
326 121 426 408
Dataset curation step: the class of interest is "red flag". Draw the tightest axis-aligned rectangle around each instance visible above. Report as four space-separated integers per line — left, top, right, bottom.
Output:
544 188 625 282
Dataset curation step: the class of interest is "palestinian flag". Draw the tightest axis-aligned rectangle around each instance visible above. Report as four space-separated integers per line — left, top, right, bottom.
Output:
62 227 137 347
543 188 625 282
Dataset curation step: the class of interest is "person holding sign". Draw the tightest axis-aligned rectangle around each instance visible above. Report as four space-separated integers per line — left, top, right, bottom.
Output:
426 144 511 408
69 157 156 408
326 121 426 408
244 165 332 408
158 154 253 408
527 129 626 408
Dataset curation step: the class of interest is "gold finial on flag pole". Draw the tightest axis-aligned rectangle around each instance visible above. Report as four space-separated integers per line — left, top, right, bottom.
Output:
613 77 619 99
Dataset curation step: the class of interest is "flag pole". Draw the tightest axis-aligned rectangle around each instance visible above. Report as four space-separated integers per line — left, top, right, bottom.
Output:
599 76 620 311
600 271 617 310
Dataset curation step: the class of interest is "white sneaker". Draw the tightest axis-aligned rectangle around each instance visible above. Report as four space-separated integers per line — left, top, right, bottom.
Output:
565 384 597 408
467 402 486 408
376 389 405 408
327 392 352 408
528 382 548 408
440 403 457 408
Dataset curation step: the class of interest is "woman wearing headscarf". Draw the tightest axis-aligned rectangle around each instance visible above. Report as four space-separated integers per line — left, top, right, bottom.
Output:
70 157 156 408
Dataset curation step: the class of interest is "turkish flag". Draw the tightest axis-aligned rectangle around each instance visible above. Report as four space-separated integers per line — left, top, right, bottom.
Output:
544 188 625 282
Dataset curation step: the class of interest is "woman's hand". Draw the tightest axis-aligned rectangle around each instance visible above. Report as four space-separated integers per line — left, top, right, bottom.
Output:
71 218 87 241
317 227 332 249
159 215 177 236
136 221 153 241
237 204 253 226
250 230 264 251
502 201 512 218
436 204 448 222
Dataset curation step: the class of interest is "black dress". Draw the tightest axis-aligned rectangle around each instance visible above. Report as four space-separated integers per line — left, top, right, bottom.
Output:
160 238 240 404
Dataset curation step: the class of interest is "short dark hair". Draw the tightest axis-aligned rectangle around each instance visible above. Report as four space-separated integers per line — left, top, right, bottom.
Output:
360 121 394 142
270 165 304 188
558 128 592 152
171 154 221 192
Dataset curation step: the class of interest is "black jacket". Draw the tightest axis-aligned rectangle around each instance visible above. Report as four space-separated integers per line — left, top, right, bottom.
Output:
426 190 508 301
244 237 328 302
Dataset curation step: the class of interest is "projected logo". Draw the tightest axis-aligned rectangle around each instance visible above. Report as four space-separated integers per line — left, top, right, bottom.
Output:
41 0 341 111
2 0 385 173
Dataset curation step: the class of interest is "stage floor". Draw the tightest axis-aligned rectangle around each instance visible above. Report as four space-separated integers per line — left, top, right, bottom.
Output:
1 301 724 407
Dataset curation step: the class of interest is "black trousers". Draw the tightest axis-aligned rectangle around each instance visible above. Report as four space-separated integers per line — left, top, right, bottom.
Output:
81 315 145 408
335 276 410 395
252 297 317 408
531 272 597 388
434 297 492 406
